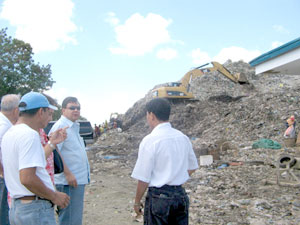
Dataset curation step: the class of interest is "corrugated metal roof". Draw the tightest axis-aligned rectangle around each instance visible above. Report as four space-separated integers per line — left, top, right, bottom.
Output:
249 37 300 67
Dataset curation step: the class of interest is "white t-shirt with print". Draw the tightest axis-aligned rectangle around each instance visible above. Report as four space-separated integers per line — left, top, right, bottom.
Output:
1 124 54 198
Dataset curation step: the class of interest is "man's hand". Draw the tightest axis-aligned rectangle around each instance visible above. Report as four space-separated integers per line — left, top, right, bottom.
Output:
20 167 70 208
133 180 148 216
65 172 78 187
52 191 70 209
49 126 68 145
134 202 143 216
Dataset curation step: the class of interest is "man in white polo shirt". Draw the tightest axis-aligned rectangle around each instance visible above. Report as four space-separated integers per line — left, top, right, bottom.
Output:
131 98 199 225
1 92 70 225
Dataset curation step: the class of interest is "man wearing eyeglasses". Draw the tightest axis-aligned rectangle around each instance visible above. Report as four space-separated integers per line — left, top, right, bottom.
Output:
49 97 90 225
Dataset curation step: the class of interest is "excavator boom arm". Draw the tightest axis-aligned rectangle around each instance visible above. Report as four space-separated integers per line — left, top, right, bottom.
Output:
211 61 248 84
212 61 239 83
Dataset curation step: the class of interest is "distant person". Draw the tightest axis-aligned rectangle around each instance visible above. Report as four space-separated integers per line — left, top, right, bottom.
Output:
94 124 100 137
104 120 108 131
99 125 104 135
1 92 70 225
50 97 90 225
0 94 20 225
284 116 296 138
97 124 101 136
131 98 199 225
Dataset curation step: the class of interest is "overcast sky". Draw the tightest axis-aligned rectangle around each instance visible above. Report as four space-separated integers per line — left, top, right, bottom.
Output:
1 0 299 125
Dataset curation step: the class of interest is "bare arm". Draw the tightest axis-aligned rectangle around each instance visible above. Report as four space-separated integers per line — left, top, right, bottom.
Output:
44 144 54 159
20 167 70 208
134 180 149 215
44 127 68 158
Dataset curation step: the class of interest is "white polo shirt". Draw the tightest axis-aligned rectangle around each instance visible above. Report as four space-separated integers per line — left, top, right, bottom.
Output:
131 122 199 188
1 124 54 198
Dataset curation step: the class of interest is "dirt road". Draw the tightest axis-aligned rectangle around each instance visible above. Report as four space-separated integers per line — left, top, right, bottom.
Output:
83 150 140 225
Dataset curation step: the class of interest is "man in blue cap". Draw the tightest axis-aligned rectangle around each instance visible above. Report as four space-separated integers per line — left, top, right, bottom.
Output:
1 92 70 225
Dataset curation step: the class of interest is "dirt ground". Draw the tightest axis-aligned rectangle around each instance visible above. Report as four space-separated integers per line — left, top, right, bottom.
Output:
82 147 141 225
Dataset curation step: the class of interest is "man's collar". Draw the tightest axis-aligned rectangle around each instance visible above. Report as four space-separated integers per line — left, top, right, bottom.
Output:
151 122 171 132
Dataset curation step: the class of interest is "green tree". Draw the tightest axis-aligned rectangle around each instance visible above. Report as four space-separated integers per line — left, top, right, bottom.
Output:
0 28 55 97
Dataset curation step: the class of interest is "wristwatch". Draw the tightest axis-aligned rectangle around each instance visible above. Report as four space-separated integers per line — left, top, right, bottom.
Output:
48 141 55 150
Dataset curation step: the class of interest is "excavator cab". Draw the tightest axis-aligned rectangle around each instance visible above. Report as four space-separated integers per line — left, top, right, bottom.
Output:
168 82 181 87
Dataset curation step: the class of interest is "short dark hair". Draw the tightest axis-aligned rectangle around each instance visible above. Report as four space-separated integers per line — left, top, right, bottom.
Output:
146 98 171 121
19 102 47 117
62 97 79 108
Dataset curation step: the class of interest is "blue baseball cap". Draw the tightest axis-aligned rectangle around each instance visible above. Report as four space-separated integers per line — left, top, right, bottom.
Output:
19 92 58 111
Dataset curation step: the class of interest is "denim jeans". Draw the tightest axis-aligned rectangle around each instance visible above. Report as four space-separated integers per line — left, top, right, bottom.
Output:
144 185 189 225
9 198 56 225
56 184 85 225
0 177 10 225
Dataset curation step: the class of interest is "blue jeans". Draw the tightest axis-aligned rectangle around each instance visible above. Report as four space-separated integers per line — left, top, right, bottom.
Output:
144 185 189 225
0 177 10 225
56 184 85 225
9 198 56 225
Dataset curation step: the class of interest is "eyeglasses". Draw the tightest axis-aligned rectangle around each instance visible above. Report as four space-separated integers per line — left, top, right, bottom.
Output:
67 106 81 111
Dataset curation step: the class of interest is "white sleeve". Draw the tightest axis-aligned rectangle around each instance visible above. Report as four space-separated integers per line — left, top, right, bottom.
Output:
19 133 45 170
131 138 155 183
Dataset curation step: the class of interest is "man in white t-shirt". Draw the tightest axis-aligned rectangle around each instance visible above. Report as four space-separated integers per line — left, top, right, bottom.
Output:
0 94 20 225
1 92 70 225
131 98 199 225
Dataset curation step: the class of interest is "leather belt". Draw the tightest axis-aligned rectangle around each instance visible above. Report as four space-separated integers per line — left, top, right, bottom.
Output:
17 196 37 200
16 196 54 207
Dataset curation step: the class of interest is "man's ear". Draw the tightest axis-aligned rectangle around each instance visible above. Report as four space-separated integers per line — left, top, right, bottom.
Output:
14 107 19 116
149 112 157 122
38 108 45 117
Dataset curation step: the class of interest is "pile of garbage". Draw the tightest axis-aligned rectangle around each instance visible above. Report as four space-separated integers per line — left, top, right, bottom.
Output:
92 60 300 224
188 147 300 224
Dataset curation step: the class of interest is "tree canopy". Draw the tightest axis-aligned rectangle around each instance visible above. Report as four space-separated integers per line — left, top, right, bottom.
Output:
0 28 55 97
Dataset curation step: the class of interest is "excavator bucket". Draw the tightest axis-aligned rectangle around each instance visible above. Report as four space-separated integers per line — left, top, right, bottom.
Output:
211 61 249 84
235 72 249 84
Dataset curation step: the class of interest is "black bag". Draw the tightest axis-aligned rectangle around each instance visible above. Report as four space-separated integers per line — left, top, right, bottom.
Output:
53 149 64 174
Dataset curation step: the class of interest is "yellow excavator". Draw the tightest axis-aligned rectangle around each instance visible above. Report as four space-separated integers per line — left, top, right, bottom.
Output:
152 61 248 99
